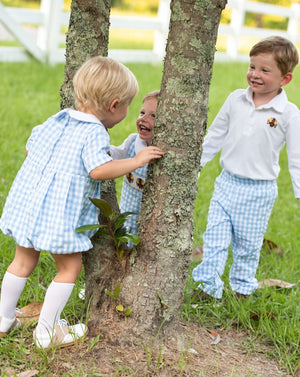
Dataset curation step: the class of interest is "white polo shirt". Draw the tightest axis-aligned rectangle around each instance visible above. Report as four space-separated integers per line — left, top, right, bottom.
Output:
201 87 300 198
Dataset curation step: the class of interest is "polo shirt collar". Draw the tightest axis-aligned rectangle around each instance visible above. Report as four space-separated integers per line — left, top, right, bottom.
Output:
244 87 287 113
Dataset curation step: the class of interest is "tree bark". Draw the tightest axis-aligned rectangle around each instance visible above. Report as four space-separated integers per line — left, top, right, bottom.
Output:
118 0 227 337
60 0 111 109
61 0 227 340
59 0 120 331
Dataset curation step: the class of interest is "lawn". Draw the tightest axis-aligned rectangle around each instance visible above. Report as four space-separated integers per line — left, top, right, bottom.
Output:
0 61 299 375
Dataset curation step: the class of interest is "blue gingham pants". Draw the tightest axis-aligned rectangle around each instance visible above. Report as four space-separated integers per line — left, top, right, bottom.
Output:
192 170 278 298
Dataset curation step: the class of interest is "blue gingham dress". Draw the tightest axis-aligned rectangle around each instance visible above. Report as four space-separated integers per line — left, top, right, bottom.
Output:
110 134 148 235
0 109 112 254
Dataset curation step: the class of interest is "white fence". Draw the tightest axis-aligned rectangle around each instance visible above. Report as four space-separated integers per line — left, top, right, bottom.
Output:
0 0 300 65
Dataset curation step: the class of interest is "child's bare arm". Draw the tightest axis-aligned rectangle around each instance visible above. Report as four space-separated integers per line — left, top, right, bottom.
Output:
90 146 164 180
298 198 300 208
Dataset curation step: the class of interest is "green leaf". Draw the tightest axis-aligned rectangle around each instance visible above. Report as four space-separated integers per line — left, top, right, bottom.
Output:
95 228 110 237
105 289 114 299
116 304 124 312
126 234 140 245
124 308 132 316
118 249 124 260
114 212 137 230
114 226 128 238
89 197 112 218
113 284 120 299
75 224 105 232
117 234 140 245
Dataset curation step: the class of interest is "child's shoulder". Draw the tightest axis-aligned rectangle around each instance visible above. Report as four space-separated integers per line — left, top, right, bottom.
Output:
122 133 138 145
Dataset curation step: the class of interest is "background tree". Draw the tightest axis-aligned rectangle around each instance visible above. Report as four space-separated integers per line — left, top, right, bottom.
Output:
60 0 227 340
60 0 111 109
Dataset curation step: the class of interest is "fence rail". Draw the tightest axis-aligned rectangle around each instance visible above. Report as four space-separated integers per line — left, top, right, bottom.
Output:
0 0 299 64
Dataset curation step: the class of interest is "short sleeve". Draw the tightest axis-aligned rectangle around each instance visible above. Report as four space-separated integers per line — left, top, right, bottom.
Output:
110 133 137 160
26 124 43 153
82 125 112 174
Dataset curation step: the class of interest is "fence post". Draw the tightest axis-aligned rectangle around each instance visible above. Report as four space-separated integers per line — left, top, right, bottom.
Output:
37 0 64 64
227 0 246 59
287 3 300 45
153 0 170 60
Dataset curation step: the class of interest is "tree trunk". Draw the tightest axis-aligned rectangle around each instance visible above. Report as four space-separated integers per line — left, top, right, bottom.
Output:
92 0 227 338
59 0 120 330
60 0 111 109
61 0 227 340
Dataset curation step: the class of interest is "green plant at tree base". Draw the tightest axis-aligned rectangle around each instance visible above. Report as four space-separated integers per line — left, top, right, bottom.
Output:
76 197 140 259
105 284 132 317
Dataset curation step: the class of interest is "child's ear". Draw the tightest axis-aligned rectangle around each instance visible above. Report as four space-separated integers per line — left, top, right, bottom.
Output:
281 72 293 86
109 98 120 113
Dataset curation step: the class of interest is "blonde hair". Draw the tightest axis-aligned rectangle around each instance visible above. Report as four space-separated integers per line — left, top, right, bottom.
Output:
250 36 299 75
143 90 160 103
73 56 139 112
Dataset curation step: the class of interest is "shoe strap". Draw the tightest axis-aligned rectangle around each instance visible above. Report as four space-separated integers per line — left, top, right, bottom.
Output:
55 319 69 338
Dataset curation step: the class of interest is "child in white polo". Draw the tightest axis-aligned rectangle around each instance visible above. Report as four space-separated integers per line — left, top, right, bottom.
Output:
192 36 300 299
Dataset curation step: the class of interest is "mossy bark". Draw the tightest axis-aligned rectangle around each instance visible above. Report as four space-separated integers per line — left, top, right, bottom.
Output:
60 0 227 339
59 0 120 329
60 0 111 109
118 0 227 337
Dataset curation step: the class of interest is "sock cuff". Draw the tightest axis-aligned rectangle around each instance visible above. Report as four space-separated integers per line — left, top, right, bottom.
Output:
5 271 28 281
51 281 75 288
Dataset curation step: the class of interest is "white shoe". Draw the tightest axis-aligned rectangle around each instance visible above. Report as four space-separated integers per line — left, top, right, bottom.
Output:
33 319 88 349
0 314 21 337
78 288 85 300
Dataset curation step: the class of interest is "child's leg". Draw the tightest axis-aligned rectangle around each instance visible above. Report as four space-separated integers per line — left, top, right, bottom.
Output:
0 245 39 333
192 171 233 299
36 252 82 334
192 197 232 298
229 180 278 295
34 252 87 348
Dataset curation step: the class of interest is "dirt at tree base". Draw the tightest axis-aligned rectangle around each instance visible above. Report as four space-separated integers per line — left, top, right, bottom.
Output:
45 320 292 377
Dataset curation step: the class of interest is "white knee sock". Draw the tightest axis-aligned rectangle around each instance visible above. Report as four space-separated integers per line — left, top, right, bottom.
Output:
0 271 27 319
35 281 74 335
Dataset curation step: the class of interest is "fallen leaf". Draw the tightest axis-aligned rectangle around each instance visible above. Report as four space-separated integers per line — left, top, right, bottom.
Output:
16 302 43 325
210 334 221 345
192 245 203 261
4 367 15 377
207 329 222 338
262 239 283 255
258 279 296 289
17 370 39 377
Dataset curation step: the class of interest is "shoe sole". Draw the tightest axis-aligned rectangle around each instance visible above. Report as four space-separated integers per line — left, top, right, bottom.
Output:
0 318 21 337
38 326 89 350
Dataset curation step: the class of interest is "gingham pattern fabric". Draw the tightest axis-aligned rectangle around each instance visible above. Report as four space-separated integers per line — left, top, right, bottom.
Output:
118 135 148 239
192 170 278 298
0 109 112 254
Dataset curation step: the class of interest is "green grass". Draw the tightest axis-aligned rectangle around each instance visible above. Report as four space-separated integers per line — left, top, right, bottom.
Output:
0 61 300 375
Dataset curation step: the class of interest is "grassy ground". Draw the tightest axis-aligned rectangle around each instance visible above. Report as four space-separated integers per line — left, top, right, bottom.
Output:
0 61 299 375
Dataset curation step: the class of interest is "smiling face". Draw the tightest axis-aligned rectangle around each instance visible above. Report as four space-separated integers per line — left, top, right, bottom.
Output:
136 97 158 145
246 52 292 105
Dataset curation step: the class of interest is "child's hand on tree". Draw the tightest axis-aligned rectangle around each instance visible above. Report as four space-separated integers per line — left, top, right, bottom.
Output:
134 146 164 167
